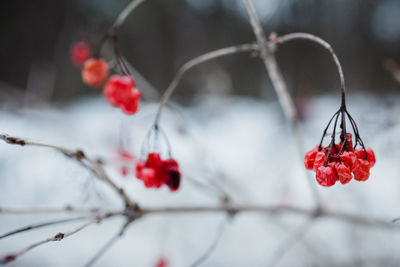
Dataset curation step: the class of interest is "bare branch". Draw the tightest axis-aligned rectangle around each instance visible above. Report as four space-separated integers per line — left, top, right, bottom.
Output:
0 134 137 209
83 220 132 267
0 205 103 214
0 216 94 240
0 212 120 265
189 217 227 267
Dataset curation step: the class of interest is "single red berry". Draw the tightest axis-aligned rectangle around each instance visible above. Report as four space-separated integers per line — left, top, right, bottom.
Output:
313 151 326 172
340 151 357 170
70 41 91 67
336 163 352 184
155 257 169 267
355 148 376 168
353 159 370 181
304 146 319 170
104 75 135 106
82 58 109 87
140 168 158 188
119 87 141 115
162 159 181 191
316 166 337 187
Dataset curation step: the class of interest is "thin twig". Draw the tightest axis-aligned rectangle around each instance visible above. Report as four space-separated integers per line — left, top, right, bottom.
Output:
240 0 320 204
0 212 120 265
0 216 94 239
189 217 228 267
0 134 137 208
112 0 147 30
83 220 132 267
266 218 314 267
0 205 103 214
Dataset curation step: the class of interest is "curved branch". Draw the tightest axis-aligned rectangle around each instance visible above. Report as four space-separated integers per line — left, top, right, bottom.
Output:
276 32 347 108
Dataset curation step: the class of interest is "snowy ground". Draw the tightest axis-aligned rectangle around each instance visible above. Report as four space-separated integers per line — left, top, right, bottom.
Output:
1 93 400 267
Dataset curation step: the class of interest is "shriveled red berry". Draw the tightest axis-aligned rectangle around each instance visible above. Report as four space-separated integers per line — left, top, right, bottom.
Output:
316 166 337 187
340 151 357 170
82 58 109 87
70 41 91 67
304 146 319 170
336 163 352 184
313 151 326 171
162 159 181 191
355 148 376 167
353 159 370 181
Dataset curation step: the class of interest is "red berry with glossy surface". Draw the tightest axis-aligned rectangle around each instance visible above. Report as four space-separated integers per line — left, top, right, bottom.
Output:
340 151 357 170
104 75 135 106
336 163 352 184
119 87 141 115
353 159 370 181
82 59 109 87
316 166 337 187
70 41 91 67
313 151 326 171
355 148 376 168
304 146 319 170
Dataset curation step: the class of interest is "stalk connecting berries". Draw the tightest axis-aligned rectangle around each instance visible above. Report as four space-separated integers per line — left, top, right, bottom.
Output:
305 111 376 187
135 153 181 191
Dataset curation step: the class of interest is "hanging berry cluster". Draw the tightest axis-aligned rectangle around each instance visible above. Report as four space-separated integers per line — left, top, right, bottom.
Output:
305 109 376 187
136 153 181 191
70 32 141 115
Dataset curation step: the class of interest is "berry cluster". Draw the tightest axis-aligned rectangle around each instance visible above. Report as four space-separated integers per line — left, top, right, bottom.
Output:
135 153 181 191
104 75 141 115
70 40 141 115
305 133 376 186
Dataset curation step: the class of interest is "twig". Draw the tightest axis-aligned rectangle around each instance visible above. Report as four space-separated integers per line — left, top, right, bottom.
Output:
240 0 320 204
0 134 137 209
83 220 132 267
189 217 227 267
184 173 230 204
0 216 95 239
153 43 258 125
112 0 147 30
266 218 314 267
0 212 120 265
0 205 103 214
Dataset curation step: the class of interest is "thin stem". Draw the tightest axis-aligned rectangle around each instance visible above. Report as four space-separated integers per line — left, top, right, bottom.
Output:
112 0 147 30
319 109 340 148
0 134 137 209
276 32 347 108
0 216 94 239
153 43 258 125
0 205 103 214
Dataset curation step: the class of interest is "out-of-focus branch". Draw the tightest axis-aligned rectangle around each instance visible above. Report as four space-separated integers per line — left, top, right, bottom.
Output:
112 0 147 30
384 59 400 84
0 205 103 214
0 212 121 265
0 134 137 209
240 0 320 204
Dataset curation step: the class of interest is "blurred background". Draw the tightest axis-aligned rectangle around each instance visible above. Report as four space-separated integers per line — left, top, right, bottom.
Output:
2 1 400 267
1 0 400 104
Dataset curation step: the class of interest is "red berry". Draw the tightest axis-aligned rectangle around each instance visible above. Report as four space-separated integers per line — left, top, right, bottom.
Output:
313 151 326 171
82 59 109 87
70 41 91 67
119 87 141 115
353 159 370 181
316 166 337 187
340 151 357 170
304 146 319 170
355 148 376 168
336 163 352 184
162 159 181 191
155 258 169 267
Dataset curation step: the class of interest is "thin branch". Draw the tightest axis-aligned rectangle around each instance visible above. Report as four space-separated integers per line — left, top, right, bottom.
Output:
266 218 314 267
0 212 120 265
0 134 137 209
112 0 147 30
184 173 230 204
240 0 320 204
189 217 227 267
153 43 258 125
275 32 347 107
83 220 132 267
139 205 398 229
0 205 103 214
0 216 95 240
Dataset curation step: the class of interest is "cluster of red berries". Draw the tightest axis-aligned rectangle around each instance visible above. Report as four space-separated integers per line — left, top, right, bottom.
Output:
304 133 376 187
70 41 141 115
136 153 181 191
